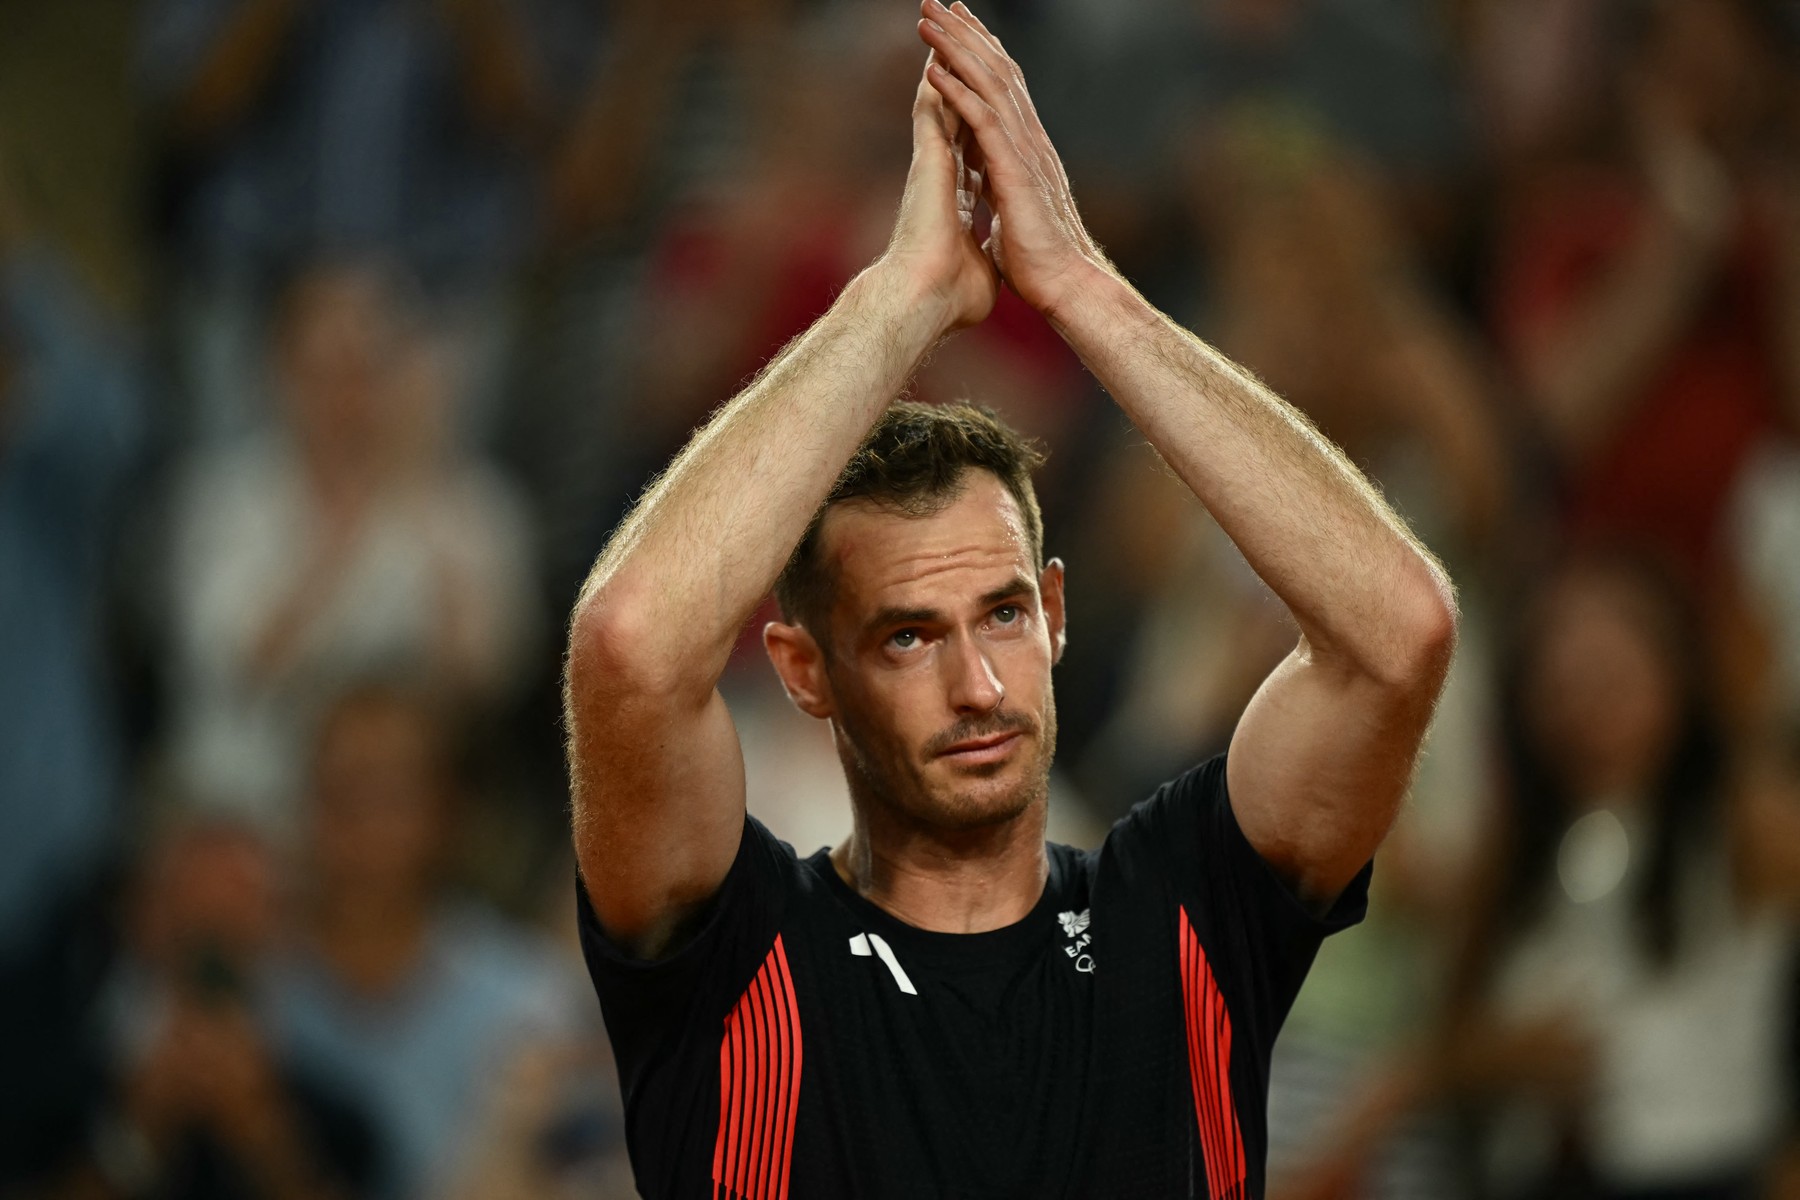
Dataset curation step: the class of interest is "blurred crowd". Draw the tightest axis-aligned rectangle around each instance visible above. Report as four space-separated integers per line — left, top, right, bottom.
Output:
1 0 1798 1197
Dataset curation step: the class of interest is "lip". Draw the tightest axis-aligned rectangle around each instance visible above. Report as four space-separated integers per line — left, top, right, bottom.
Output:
937 731 1023 765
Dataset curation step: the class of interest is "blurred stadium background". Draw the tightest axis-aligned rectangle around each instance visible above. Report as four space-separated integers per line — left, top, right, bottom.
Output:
1 0 1798 1196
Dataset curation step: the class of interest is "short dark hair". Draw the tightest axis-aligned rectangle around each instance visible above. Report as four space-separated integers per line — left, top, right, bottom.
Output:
774 401 1047 636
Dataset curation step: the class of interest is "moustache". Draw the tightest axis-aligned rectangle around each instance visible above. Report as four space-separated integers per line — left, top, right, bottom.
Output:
923 710 1038 758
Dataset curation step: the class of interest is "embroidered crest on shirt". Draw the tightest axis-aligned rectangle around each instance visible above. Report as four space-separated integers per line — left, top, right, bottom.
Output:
1058 909 1096 973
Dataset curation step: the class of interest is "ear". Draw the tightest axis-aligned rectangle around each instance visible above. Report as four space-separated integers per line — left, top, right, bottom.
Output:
763 620 835 719
1040 557 1068 666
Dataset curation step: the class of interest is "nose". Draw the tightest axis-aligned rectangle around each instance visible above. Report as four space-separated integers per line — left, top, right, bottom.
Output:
943 631 1004 714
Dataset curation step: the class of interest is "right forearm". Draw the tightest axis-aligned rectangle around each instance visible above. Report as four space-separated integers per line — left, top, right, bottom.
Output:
574 260 948 688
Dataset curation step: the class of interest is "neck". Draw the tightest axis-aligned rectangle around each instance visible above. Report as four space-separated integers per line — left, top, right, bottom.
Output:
831 797 1050 934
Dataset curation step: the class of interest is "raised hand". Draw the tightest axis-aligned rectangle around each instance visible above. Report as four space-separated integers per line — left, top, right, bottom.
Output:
883 53 1001 333
916 0 1108 320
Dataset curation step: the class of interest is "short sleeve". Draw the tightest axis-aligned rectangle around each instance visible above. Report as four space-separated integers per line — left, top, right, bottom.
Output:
1108 753 1372 1033
574 814 794 1089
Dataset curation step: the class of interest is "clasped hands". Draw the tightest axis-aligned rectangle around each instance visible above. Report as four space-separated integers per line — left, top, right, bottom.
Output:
882 0 1110 334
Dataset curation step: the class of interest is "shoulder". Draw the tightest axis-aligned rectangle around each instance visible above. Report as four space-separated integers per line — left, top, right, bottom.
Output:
1100 753 1372 937
575 813 807 978
1103 754 1230 861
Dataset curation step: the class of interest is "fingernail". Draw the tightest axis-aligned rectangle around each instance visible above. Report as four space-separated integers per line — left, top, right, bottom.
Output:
925 18 944 32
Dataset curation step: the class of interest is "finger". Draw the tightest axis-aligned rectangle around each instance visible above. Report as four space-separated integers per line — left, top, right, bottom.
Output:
926 61 1027 185
919 6 1057 177
924 49 1024 165
927 0 1018 94
918 11 1017 126
927 49 963 141
948 2 1006 62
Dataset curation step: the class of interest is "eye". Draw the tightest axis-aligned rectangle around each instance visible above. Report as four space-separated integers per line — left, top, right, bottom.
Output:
888 628 922 650
993 604 1021 624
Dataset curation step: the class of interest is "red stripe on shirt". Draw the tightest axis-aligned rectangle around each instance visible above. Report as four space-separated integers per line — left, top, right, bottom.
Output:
1178 907 1247 1199
773 937 802 1199
711 934 804 1199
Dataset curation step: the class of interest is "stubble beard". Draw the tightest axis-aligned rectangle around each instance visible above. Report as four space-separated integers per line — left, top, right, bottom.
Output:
836 695 1059 836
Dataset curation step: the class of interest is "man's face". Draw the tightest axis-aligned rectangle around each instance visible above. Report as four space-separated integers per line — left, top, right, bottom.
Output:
795 471 1065 832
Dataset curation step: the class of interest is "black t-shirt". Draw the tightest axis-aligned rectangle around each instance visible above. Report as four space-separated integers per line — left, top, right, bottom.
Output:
576 754 1372 1199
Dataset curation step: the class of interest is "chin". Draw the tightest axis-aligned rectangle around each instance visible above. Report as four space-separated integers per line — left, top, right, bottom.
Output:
837 718 1054 835
920 762 1045 831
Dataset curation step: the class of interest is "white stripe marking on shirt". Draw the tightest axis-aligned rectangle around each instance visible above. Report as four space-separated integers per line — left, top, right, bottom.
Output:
848 932 917 995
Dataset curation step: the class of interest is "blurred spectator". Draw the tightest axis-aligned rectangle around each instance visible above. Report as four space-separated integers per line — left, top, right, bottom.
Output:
623 4 917 439
1448 550 1797 1199
1192 111 1510 556
1075 118 1508 812
1458 0 1618 169
137 0 573 437
160 262 537 831
0 163 143 962
0 164 144 1187
1732 438 1800 750
1274 548 1800 1199
1016 0 1471 299
506 0 791 595
1489 0 1800 595
268 685 605 1200
74 817 384 1200
545 0 790 249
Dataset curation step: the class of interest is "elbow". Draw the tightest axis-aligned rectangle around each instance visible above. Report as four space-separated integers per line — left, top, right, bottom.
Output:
1339 558 1457 696
566 580 691 705
1387 562 1459 695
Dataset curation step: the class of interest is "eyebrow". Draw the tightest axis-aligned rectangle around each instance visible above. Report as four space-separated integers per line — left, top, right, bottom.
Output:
861 574 1037 639
979 574 1037 608
864 606 941 636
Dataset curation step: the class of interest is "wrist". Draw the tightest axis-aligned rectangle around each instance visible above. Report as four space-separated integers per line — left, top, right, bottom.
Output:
858 256 960 341
1041 258 1138 342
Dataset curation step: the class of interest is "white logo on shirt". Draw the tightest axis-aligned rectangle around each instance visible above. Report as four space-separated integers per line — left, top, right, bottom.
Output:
848 932 918 995
1058 909 1096 973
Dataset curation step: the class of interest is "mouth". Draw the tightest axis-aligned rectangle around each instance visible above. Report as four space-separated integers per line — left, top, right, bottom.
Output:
936 730 1023 766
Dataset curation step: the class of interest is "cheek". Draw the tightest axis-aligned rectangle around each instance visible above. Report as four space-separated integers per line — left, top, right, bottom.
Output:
835 671 930 756
994 638 1054 704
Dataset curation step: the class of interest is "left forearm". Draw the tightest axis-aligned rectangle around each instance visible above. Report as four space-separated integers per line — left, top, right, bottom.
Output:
1049 266 1455 679
915 0 1446 892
